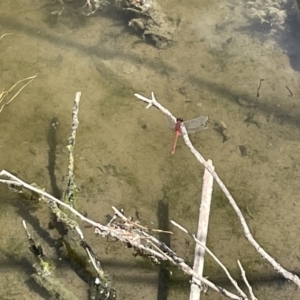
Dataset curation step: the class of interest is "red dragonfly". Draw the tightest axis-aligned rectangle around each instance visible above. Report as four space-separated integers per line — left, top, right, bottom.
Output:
165 115 208 154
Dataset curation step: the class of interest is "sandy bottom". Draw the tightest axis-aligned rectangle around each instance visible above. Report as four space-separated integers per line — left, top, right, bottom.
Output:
0 0 300 299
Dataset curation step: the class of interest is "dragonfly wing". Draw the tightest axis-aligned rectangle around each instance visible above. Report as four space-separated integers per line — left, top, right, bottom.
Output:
164 114 176 129
183 116 208 133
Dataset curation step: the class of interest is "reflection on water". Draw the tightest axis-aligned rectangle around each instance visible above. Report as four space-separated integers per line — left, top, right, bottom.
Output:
1 0 300 299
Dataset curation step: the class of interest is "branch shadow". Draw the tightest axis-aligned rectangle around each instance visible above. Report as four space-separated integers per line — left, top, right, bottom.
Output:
0 13 299 133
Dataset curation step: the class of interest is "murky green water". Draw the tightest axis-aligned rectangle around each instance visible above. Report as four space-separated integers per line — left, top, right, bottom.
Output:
1 0 300 299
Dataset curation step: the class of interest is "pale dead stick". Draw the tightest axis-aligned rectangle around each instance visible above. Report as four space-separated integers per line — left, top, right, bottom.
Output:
0 75 37 113
0 33 13 41
190 159 215 300
237 260 258 300
111 206 243 299
172 220 248 299
134 92 300 288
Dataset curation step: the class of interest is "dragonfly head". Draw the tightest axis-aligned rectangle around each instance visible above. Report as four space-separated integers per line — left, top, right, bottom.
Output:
176 118 184 123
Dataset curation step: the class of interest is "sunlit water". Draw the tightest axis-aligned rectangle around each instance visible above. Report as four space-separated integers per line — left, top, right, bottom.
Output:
1 0 300 299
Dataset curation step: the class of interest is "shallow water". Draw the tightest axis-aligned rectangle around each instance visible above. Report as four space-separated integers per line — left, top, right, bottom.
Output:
1 0 300 299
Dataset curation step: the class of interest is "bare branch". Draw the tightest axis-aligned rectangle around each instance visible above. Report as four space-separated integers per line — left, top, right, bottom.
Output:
237 260 258 300
135 92 300 288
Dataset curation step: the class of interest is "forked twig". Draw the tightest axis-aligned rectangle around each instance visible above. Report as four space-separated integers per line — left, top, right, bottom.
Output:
237 260 258 300
171 220 248 299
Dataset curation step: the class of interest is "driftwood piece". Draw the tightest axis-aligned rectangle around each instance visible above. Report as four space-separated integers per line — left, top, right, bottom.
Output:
189 160 214 300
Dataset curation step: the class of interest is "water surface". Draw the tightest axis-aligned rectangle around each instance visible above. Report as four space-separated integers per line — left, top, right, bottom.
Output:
1 0 300 299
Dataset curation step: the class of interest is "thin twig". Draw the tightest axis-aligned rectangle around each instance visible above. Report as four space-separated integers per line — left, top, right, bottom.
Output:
0 33 13 41
0 75 37 113
285 86 293 97
171 220 247 299
237 260 258 300
111 207 243 299
256 78 264 99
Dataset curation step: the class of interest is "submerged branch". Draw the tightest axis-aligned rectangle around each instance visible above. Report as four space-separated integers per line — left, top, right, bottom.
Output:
22 220 80 300
63 91 81 207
